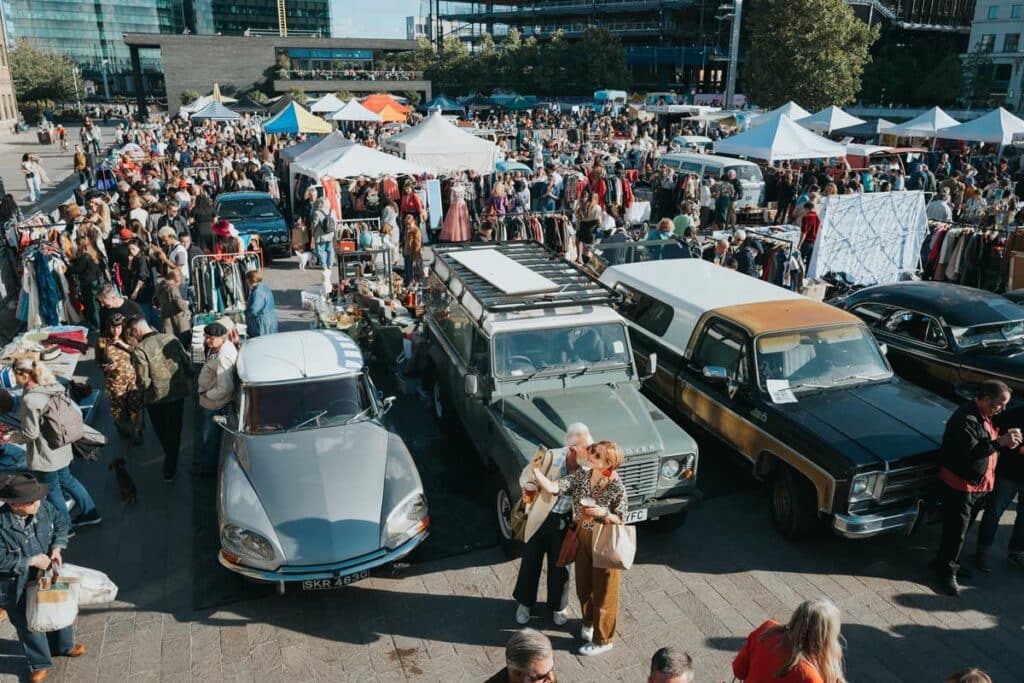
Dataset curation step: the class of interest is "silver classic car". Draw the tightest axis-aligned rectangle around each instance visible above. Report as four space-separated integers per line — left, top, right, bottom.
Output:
215 330 429 592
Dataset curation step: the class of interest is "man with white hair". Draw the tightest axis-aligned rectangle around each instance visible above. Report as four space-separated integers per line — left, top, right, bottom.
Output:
512 423 592 627
649 647 695 683
485 629 555 683
926 188 954 222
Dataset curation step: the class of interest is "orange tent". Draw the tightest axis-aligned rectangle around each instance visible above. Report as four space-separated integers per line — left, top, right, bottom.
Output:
362 93 412 114
376 103 408 123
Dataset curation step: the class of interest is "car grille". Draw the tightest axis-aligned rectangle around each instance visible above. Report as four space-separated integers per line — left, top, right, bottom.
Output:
619 458 659 501
879 462 939 505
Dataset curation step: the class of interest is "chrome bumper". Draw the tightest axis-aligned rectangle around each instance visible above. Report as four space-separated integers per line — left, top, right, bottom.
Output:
832 501 922 539
219 530 429 582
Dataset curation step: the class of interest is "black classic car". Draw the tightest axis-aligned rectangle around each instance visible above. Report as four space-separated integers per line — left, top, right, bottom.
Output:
834 282 1024 398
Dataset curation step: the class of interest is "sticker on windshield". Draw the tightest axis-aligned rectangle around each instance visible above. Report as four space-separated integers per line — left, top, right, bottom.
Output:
612 341 625 354
766 379 797 404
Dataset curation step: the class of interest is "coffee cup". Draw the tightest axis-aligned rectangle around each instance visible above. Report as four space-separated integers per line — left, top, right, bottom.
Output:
522 481 538 503
580 496 596 519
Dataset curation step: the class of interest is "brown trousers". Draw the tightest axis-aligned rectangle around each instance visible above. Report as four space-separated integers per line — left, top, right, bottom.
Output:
574 525 621 645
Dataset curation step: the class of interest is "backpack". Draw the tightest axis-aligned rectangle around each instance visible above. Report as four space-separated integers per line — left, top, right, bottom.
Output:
40 390 84 450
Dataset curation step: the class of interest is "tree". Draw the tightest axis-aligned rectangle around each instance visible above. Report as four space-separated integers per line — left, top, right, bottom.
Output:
576 28 629 94
962 52 995 107
180 89 200 105
285 88 308 105
915 54 962 106
744 0 879 110
247 89 269 104
9 40 77 103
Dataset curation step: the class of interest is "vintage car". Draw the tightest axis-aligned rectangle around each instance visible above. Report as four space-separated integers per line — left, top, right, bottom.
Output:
834 282 1024 398
214 191 289 261
600 260 955 539
424 242 700 546
215 330 428 593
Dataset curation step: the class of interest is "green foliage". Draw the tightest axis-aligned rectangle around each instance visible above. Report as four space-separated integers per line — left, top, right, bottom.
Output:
286 88 308 105
10 40 77 103
180 89 200 105
861 30 963 106
962 52 995 107
399 90 422 106
247 89 269 104
334 90 353 102
744 0 879 110
914 54 962 106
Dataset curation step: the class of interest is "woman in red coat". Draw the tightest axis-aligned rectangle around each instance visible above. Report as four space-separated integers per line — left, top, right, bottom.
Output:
732 600 845 683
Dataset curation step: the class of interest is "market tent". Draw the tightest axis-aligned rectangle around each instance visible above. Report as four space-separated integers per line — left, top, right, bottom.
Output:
189 101 241 121
503 95 537 111
381 110 500 174
229 94 269 114
267 95 295 115
292 143 427 179
462 94 495 111
418 95 464 114
310 93 347 114
833 118 896 139
749 101 811 128
799 106 865 134
935 107 1024 146
362 93 411 114
330 99 383 122
714 114 845 162
288 132 353 164
496 160 532 173
263 101 332 134
886 106 959 137
376 103 409 123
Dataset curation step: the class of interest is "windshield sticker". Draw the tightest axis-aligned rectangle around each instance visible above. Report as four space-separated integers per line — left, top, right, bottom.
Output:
766 379 797 404
612 341 625 354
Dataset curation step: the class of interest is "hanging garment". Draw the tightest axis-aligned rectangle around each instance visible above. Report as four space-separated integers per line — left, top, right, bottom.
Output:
33 252 62 326
441 198 471 242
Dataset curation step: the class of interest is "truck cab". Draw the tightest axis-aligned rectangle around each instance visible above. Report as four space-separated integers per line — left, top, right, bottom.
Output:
424 242 701 544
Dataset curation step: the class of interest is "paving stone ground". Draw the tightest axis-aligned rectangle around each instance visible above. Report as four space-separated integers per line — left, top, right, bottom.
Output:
1 257 1022 683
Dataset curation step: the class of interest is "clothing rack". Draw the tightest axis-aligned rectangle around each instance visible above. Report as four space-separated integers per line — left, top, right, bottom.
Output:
190 251 261 315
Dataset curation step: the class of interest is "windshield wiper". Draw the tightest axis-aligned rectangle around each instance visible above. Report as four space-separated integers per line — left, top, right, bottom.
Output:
831 373 888 385
344 406 373 425
787 381 830 391
517 365 553 383
287 410 327 432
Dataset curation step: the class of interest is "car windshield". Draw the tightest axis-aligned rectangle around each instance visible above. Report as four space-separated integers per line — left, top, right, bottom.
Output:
494 323 632 379
952 321 1024 349
756 325 891 392
727 165 763 182
217 198 280 220
243 375 372 433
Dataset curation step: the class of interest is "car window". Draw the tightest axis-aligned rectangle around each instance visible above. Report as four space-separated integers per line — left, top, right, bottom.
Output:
243 375 371 433
616 284 674 337
727 165 764 182
882 310 947 347
694 321 749 385
681 162 704 174
850 303 893 326
493 323 631 378
217 198 280 220
756 325 891 391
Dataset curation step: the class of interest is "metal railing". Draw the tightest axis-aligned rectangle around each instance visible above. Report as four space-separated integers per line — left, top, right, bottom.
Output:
276 69 424 82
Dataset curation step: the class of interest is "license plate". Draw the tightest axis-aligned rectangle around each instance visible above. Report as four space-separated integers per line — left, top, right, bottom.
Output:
623 508 648 524
301 570 370 591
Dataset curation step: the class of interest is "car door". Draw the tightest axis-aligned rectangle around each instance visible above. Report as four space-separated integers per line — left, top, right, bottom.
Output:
614 284 680 401
871 308 954 393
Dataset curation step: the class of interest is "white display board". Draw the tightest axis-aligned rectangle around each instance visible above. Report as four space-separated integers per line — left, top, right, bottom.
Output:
808 191 927 285
450 249 558 295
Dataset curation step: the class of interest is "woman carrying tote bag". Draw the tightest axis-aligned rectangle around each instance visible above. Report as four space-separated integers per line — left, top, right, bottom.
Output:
532 440 628 657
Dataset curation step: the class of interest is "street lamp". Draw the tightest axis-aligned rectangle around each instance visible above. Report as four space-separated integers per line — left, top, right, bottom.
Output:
719 0 742 110
101 58 110 100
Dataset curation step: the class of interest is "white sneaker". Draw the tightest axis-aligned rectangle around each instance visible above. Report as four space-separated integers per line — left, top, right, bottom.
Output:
578 641 613 656
553 609 569 626
515 604 530 625
580 625 594 642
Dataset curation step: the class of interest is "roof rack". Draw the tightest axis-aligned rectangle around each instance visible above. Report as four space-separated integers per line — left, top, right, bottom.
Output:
432 241 621 322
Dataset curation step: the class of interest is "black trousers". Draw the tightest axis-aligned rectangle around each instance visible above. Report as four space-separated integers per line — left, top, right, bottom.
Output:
934 483 989 574
513 511 572 611
148 399 184 477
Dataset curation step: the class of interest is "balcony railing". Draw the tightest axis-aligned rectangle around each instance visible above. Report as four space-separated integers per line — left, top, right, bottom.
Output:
276 69 424 82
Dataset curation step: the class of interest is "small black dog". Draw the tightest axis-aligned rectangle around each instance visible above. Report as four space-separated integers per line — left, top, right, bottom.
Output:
109 458 137 505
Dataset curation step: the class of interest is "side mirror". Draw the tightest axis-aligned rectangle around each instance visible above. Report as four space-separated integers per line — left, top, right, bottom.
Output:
213 414 240 436
641 352 658 381
380 396 396 415
464 373 480 397
702 366 729 382
878 343 888 356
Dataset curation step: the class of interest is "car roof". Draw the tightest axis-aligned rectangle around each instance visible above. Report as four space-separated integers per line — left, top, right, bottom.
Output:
216 191 273 202
659 152 759 168
714 299 861 336
846 282 1024 328
237 330 364 384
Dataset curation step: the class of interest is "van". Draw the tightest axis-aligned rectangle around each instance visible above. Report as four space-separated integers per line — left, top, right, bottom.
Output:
658 152 764 208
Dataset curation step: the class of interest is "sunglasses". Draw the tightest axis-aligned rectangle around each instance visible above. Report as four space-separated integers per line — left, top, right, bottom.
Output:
526 665 555 682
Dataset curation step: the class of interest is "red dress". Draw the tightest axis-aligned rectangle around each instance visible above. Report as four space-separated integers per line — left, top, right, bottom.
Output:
733 621 825 683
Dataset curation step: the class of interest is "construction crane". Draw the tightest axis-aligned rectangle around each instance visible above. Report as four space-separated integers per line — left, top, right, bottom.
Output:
277 0 288 36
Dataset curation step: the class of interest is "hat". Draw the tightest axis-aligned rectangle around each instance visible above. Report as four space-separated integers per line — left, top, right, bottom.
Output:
178 179 188 189
212 220 234 238
157 226 177 240
119 227 135 240
0 473 50 504
204 322 228 338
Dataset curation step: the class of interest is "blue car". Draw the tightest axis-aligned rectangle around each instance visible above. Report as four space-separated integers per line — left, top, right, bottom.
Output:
215 192 289 261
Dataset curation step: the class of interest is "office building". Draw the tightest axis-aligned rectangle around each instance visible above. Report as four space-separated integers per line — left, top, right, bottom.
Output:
0 8 16 127
206 0 331 36
406 14 459 41
966 0 1024 109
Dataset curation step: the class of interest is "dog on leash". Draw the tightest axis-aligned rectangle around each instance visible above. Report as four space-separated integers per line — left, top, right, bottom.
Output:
109 458 137 505
296 250 313 271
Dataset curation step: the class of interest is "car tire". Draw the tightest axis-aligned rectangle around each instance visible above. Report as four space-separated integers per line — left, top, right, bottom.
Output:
770 465 819 540
646 511 688 533
493 474 523 558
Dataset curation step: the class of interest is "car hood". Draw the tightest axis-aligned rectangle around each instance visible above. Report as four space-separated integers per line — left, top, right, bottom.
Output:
498 385 663 457
241 421 389 565
772 381 951 468
231 217 285 232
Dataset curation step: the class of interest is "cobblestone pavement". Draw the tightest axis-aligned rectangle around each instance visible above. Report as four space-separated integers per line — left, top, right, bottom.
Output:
1 260 1022 682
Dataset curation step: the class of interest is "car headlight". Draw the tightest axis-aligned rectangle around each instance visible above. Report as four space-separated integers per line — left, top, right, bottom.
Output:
849 472 885 504
221 524 277 562
383 493 429 550
660 458 680 479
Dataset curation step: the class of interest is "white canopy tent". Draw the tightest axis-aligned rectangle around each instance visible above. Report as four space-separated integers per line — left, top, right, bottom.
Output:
292 143 428 180
935 107 1024 146
885 106 960 137
749 101 811 128
331 99 383 122
280 133 355 210
381 110 500 174
799 106 865 134
309 93 347 114
714 114 846 162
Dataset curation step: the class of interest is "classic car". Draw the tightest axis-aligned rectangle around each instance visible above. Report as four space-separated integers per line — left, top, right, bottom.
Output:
834 282 1024 398
215 330 429 593
600 259 955 540
215 191 290 261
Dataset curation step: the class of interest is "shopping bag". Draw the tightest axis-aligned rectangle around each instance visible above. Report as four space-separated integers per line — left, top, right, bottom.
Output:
26 572 80 632
591 523 637 571
57 563 119 605
509 497 528 543
555 524 579 568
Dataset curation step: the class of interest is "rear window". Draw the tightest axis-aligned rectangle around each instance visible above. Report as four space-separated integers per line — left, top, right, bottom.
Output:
728 165 763 182
616 283 674 337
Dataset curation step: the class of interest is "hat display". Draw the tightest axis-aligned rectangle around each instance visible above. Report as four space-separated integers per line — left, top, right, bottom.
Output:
0 473 50 504
204 322 228 338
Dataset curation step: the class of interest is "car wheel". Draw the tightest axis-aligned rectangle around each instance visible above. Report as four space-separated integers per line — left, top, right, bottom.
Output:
493 475 523 558
770 465 819 540
646 511 688 533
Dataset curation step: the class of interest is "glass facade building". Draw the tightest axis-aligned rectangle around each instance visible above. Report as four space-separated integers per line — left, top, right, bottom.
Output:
208 0 331 36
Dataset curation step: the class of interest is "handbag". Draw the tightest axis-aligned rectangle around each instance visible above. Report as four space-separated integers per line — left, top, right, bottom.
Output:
57 563 119 605
591 522 637 571
26 571 80 632
555 524 579 568
509 497 528 543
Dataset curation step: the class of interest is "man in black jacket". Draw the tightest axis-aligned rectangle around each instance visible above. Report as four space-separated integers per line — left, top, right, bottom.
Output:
932 380 1019 595
734 239 761 278
975 402 1024 572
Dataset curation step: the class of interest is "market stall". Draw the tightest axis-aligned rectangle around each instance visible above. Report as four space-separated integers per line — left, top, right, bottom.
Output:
714 114 846 163
309 93 347 116
264 101 332 135
381 110 500 174
331 99 383 123
935 107 1024 148
885 106 960 139
798 106 865 135
188 101 241 122
748 101 811 129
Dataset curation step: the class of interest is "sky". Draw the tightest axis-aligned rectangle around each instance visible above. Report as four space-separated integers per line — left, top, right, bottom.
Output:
331 0 422 39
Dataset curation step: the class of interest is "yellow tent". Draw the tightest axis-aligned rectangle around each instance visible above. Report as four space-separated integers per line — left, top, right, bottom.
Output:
263 101 333 134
